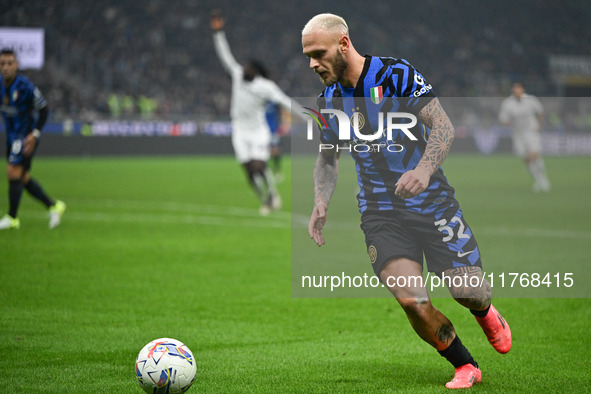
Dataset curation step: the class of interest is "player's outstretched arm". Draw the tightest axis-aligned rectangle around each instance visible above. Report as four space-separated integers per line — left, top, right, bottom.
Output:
308 147 339 247
263 82 308 122
395 98 454 198
211 11 241 76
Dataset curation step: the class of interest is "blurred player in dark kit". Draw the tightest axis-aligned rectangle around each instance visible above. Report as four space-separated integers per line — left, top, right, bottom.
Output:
0 49 65 230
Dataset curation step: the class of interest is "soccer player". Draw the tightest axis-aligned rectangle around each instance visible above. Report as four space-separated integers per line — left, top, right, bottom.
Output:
302 14 511 389
211 11 303 215
0 49 65 230
499 82 550 192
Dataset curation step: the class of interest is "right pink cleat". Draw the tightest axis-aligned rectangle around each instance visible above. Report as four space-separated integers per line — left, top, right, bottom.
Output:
475 304 512 354
445 363 482 389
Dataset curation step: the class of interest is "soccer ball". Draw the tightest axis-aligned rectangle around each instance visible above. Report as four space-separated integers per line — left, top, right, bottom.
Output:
135 338 197 393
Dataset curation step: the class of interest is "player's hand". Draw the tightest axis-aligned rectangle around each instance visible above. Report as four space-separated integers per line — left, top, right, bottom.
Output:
395 167 430 199
23 132 37 156
210 10 224 31
308 201 328 247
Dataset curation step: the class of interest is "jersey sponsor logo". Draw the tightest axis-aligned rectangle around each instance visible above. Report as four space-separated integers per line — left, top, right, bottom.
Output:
413 83 433 97
12 89 19 102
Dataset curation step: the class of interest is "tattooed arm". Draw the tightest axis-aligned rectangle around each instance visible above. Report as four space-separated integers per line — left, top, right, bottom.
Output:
394 98 455 199
416 98 455 175
308 147 340 246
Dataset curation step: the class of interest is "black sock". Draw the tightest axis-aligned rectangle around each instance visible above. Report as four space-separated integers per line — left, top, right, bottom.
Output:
24 178 54 208
255 169 273 205
8 179 24 218
243 164 262 199
438 335 478 369
470 304 491 318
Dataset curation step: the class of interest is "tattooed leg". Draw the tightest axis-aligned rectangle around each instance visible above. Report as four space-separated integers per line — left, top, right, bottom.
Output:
444 266 492 311
380 257 457 350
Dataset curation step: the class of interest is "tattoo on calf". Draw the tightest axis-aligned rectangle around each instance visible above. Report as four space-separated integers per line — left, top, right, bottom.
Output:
435 323 454 345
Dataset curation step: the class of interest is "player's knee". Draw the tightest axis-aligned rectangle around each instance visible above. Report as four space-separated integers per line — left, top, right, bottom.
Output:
6 165 23 181
398 297 432 319
449 283 491 310
525 152 538 163
455 297 491 311
251 160 266 173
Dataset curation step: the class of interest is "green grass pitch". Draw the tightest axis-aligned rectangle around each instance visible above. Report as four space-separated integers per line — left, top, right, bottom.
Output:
0 154 590 392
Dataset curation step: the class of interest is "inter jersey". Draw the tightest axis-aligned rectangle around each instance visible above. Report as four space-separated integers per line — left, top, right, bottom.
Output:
1 74 47 139
318 55 455 214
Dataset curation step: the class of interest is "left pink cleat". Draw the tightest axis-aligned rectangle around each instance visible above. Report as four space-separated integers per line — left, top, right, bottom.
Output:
445 363 482 389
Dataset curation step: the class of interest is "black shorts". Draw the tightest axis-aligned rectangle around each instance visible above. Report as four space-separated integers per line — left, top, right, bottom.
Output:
360 201 483 277
5 137 39 172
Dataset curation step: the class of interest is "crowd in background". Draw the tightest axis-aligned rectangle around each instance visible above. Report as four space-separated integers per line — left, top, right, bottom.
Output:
2 0 590 121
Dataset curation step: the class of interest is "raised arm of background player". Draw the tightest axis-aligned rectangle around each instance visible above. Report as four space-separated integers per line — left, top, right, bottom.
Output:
394 98 456 199
210 11 307 121
211 11 241 78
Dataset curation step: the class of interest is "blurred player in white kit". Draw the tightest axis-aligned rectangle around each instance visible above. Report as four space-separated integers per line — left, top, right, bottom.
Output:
211 11 303 214
499 82 551 192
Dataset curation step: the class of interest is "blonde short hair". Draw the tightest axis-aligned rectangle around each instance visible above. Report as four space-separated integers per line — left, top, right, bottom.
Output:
302 13 349 37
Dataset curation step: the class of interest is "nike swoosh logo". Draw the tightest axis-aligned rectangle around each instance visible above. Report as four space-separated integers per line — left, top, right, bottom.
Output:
457 249 476 258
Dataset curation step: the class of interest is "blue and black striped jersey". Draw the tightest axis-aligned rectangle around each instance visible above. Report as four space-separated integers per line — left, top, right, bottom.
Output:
1 74 47 139
318 55 455 214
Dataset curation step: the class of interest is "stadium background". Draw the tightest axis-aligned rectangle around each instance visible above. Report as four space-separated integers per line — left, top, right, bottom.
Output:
1 1 591 392
1 0 591 156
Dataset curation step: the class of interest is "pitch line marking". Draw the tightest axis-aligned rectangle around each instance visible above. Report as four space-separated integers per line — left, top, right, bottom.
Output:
20 211 291 229
70 198 292 220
